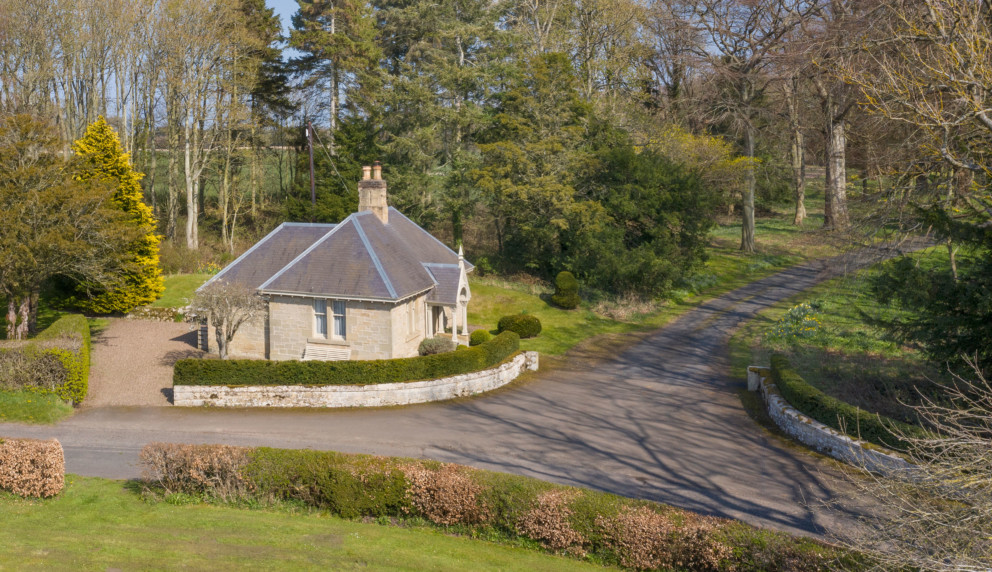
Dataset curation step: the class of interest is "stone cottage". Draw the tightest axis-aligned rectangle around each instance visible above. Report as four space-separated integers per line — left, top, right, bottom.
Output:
199 163 473 361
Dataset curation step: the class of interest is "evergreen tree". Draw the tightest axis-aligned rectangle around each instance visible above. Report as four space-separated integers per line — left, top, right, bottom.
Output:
71 117 164 313
284 117 378 223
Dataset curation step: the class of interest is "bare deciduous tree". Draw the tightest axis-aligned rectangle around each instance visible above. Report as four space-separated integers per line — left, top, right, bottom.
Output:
189 281 265 360
693 0 817 253
834 357 992 571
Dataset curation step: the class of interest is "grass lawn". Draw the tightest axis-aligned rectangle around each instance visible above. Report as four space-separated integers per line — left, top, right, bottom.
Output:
729 247 953 426
0 476 608 571
151 273 213 308
469 200 850 356
0 390 74 424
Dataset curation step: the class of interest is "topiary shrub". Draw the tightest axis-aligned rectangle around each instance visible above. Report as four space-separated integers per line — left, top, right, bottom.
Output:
551 271 581 309
418 336 456 356
469 329 491 346
497 314 542 339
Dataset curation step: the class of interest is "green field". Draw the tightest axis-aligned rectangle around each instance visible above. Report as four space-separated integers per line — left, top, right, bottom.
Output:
151 273 214 308
0 476 608 571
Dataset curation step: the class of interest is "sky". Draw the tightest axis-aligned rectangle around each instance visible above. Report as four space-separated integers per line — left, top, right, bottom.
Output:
266 0 298 37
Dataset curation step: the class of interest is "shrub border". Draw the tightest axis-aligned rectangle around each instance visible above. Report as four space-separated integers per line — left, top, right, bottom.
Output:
174 331 520 387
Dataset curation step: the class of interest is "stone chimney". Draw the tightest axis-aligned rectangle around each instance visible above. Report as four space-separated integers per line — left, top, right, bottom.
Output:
358 160 388 224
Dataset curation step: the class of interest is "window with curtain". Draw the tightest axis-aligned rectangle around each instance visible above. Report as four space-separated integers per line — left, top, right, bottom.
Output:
332 301 346 339
314 299 327 338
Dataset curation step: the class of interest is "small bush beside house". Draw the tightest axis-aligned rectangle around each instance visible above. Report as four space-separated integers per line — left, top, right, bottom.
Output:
551 271 581 309
469 329 491 346
0 315 90 404
497 314 542 339
174 332 520 387
418 336 456 356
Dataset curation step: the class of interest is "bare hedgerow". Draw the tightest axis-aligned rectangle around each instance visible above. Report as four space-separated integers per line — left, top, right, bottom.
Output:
139 443 251 501
516 489 586 551
596 506 732 571
402 463 490 525
0 437 65 498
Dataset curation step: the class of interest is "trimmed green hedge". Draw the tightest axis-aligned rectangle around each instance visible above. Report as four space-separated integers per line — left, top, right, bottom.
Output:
469 329 491 346
0 315 90 405
497 314 542 339
174 331 520 387
770 354 926 451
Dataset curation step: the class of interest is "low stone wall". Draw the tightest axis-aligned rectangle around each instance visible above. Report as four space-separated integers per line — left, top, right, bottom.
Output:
174 351 539 408
748 366 914 475
126 306 186 322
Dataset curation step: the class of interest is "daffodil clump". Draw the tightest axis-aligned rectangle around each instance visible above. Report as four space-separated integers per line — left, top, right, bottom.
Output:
767 301 823 343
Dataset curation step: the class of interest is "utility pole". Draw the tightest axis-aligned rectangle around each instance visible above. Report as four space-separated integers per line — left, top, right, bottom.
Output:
307 121 316 211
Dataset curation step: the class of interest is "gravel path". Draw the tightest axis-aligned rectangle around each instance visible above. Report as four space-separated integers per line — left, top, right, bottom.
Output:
85 319 203 407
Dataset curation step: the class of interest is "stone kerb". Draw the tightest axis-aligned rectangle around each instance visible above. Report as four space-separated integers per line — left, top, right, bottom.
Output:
174 351 539 408
748 366 914 475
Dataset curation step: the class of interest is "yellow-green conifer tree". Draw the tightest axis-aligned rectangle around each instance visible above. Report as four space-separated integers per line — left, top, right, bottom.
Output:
71 117 164 313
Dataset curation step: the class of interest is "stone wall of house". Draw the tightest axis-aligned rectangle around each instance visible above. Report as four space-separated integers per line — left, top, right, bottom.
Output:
266 295 398 361
225 316 267 359
174 351 539 408
748 366 914 475
344 299 395 360
390 294 427 359
268 296 313 360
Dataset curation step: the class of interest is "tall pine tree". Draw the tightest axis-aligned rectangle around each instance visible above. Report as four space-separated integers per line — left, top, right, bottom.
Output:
71 117 164 313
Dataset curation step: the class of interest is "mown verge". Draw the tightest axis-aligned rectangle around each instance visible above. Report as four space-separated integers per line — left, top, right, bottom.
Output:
174 331 519 386
137 443 863 572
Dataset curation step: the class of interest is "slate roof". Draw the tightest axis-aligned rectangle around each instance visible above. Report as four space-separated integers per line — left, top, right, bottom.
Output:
424 264 462 305
210 208 469 303
201 223 335 290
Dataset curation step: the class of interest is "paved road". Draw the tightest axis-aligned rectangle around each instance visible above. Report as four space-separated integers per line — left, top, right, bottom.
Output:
1 250 894 538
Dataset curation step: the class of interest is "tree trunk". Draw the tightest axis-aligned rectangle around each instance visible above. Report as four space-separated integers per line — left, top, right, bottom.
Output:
214 318 228 360
784 77 806 225
741 125 756 253
166 86 180 241
822 97 849 230
6 296 30 341
184 112 199 250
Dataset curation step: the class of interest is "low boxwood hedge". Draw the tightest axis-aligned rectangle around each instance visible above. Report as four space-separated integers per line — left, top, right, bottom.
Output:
770 353 927 451
174 331 520 387
0 314 90 405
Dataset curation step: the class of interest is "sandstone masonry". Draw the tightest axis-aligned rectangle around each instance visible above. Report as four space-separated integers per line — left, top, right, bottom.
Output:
748 366 914 475
174 351 539 408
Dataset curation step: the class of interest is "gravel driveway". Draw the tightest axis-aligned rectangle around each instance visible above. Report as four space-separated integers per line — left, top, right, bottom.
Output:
85 318 203 407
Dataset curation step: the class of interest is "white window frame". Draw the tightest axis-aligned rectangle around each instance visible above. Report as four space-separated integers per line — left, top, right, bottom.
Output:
313 299 328 338
331 300 347 340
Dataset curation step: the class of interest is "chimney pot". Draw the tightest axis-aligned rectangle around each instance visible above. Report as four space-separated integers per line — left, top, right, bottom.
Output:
358 162 388 224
